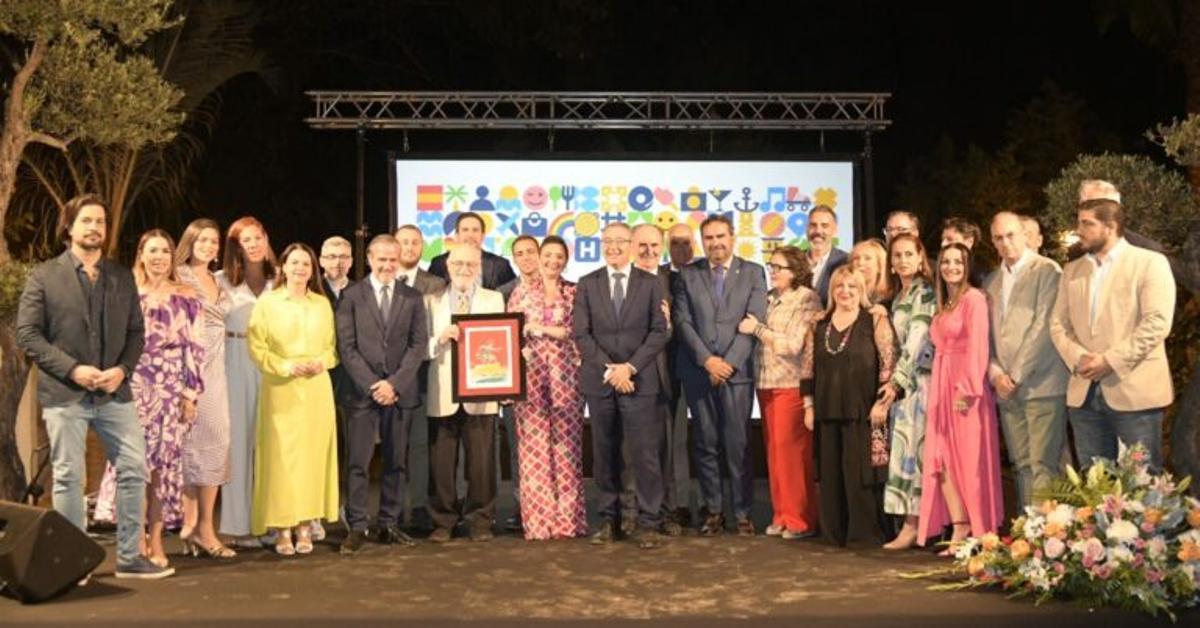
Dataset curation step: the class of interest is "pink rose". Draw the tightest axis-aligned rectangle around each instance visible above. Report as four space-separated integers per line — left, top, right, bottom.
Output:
1044 537 1066 560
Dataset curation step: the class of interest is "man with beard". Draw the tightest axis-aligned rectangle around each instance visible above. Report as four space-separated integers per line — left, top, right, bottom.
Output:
17 194 171 579
806 205 848 308
674 215 767 536
1050 180 1175 470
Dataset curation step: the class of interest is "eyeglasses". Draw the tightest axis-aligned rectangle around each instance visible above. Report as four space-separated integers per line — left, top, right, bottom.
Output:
601 238 631 247
766 263 793 273
448 261 480 269
883 226 913 237
321 254 351 261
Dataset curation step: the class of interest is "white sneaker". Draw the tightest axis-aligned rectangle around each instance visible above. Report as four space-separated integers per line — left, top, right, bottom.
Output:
765 524 784 537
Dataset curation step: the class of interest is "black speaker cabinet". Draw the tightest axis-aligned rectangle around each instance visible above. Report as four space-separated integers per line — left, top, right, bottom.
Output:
0 501 105 603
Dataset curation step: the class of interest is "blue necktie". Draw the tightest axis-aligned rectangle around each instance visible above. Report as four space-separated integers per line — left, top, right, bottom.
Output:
612 272 625 318
713 265 726 299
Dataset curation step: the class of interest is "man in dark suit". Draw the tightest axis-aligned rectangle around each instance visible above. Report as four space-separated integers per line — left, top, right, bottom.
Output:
806 205 848 308
395 225 446 530
574 222 670 549
629 224 686 535
336 234 429 553
17 194 171 580
674 215 767 536
318 235 354 541
427 212 516 289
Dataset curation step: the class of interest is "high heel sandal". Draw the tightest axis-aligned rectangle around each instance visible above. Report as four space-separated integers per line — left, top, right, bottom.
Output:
295 527 314 555
179 529 200 557
197 543 238 559
275 529 296 556
937 521 971 557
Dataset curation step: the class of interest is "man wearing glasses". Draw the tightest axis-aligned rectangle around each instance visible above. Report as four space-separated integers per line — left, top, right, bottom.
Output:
574 223 670 548
425 245 506 542
806 205 848 308
319 235 355 543
883 210 921 245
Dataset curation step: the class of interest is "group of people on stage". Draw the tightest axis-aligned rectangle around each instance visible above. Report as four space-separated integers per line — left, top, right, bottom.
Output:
16 176 1176 579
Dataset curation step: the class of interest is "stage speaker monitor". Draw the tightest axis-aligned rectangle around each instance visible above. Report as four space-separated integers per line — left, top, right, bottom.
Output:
0 501 105 603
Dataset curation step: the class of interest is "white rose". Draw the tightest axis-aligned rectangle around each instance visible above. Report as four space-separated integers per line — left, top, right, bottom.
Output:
1106 518 1139 544
1046 504 1074 528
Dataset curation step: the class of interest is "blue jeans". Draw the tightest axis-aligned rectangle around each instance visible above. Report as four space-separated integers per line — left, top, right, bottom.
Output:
44 399 147 566
1069 384 1163 471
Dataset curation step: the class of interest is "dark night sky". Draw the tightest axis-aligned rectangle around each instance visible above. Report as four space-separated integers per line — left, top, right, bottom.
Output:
185 0 1185 254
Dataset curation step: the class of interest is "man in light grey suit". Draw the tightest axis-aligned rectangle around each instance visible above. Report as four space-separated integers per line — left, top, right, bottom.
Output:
984 212 1069 507
395 225 446 529
336 234 429 553
674 215 767 536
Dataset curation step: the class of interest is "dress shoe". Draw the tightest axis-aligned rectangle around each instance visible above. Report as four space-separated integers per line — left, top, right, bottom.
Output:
661 519 684 537
699 513 725 537
470 525 494 542
378 525 417 547
765 524 785 537
590 521 617 545
505 513 524 532
429 527 453 543
736 517 756 537
340 529 369 554
634 528 665 550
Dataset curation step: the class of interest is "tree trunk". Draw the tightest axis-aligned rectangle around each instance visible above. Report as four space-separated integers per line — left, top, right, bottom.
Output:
0 38 48 265
0 324 31 500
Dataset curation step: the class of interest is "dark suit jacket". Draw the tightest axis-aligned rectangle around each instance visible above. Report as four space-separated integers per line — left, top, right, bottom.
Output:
653 265 674 401
335 277 429 409
411 268 446 296
16 250 145 405
572 266 670 398
672 256 767 386
811 247 849 308
323 277 353 397
428 249 516 290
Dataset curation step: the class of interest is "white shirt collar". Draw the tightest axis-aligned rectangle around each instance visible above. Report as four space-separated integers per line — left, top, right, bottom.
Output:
709 257 733 272
637 264 660 276
1089 237 1128 268
607 263 633 280
1003 247 1034 275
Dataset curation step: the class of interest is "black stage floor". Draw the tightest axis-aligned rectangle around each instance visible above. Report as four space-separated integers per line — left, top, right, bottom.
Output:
4 480 1194 626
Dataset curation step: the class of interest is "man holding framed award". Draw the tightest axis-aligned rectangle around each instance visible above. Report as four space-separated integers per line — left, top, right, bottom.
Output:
424 245 509 542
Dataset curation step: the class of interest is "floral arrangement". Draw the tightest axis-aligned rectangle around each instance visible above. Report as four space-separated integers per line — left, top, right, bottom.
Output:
905 443 1200 620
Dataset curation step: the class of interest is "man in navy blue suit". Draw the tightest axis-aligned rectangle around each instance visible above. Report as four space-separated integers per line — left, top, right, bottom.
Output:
673 215 767 536
573 223 670 548
427 212 516 290
806 205 848 308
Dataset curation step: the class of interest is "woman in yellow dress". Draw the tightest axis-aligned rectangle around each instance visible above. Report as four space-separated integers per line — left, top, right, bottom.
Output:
247 242 339 555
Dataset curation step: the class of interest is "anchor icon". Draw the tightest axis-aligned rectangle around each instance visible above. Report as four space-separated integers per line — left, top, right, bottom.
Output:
734 187 758 213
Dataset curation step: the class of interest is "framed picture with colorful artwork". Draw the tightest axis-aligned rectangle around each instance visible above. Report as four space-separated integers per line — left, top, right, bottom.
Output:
450 312 527 402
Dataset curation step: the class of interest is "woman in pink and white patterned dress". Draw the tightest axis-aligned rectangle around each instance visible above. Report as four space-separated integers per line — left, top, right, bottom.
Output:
508 236 587 540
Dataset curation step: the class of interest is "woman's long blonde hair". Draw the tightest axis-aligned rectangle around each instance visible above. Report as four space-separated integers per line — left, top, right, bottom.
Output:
850 238 892 304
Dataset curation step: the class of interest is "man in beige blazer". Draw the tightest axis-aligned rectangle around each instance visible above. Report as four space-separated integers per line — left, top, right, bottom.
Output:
425 245 506 542
1049 189 1175 469
985 212 1068 506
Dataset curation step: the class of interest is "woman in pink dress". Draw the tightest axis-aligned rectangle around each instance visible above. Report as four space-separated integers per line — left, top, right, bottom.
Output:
508 236 587 540
917 243 1003 551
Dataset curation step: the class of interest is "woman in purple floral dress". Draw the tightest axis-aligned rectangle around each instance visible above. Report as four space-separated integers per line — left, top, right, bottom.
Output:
96 229 204 567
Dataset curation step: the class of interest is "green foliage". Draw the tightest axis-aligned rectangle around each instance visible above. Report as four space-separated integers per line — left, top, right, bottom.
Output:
1043 153 1199 256
1148 114 1200 167
0 261 31 325
0 0 185 148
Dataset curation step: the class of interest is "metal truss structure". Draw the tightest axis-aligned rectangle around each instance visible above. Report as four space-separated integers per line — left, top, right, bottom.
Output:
304 91 891 132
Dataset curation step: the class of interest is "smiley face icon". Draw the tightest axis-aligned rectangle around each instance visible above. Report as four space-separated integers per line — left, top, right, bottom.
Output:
523 186 548 211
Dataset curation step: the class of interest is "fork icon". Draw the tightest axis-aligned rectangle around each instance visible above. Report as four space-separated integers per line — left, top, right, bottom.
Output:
561 185 576 211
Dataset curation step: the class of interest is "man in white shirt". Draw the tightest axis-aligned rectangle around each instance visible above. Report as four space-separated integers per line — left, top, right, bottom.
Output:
1050 181 1176 469
984 212 1068 506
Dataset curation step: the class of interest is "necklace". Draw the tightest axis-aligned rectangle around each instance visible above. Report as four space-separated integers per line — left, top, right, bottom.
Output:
824 314 857 356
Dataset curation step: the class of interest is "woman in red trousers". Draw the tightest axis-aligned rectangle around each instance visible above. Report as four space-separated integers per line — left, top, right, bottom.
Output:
738 245 823 538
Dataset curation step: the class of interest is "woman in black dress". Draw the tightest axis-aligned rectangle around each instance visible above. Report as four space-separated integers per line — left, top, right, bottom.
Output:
801 265 898 546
